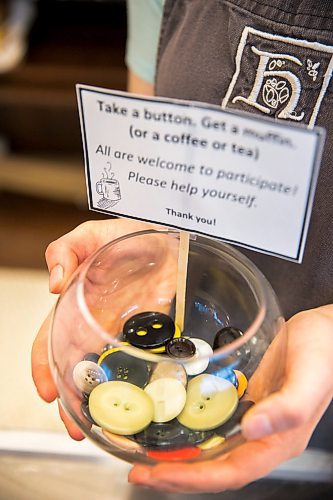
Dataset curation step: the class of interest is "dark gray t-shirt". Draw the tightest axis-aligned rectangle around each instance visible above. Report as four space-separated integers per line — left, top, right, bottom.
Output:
155 0 333 450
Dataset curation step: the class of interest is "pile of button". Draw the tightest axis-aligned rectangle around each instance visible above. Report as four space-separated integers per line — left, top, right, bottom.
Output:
72 311 253 460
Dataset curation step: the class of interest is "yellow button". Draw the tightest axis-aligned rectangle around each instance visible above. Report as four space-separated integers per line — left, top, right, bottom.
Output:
234 370 248 398
198 435 225 450
89 381 153 435
177 374 238 431
144 378 187 423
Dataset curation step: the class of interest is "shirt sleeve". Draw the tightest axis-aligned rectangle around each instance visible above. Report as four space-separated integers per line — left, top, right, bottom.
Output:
125 0 165 85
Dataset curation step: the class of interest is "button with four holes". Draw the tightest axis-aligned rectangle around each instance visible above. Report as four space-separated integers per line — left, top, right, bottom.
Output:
166 337 196 359
98 345 150 388
73 360 108 394
132 419 213 448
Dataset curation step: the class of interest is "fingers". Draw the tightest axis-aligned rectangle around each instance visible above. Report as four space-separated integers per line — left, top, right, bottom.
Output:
128 433 294 493
58 401 85 441
31 308 58 403
46 219 155 294
242 307 333 440
129 306 333 494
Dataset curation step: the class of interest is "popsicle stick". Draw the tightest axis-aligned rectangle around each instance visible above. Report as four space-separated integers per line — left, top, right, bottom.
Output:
175 230 190 333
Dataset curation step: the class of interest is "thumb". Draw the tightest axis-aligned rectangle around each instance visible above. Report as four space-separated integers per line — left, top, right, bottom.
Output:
242 308 333 440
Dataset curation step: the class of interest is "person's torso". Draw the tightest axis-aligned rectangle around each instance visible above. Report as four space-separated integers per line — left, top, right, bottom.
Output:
155 0 333 321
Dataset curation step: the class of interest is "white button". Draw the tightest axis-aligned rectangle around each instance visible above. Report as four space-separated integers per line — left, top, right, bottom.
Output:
183 338 213 376
144 377 187 423
73 360 108 394
150 360 187 387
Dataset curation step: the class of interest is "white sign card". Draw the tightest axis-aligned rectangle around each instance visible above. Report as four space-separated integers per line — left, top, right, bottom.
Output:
77 85 325 263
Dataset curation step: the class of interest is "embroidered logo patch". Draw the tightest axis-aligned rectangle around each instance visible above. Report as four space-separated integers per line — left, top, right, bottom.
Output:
223 27 333 127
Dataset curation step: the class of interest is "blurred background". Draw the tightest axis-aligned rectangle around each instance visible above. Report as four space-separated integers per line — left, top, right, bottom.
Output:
0 1 332 498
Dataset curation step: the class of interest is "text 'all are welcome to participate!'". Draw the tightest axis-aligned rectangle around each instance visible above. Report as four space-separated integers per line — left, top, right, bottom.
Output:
77 85 325 263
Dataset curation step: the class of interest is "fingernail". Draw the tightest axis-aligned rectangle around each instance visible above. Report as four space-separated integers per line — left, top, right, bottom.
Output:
242 413 273 440
49 264 64 292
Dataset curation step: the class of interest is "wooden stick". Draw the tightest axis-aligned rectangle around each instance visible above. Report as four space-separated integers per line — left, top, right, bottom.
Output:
175 230 190 333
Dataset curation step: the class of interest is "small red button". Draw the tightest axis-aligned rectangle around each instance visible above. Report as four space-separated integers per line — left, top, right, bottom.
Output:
147 447 201 461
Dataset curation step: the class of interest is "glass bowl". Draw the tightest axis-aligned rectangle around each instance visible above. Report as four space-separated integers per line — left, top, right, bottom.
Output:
49 229 286 464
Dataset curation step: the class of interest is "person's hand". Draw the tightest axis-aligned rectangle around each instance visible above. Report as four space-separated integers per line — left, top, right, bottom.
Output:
31 218 160 439
128 305 333 493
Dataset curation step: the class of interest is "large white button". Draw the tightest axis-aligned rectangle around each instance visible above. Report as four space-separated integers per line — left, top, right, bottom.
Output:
177 374 238 431
144 378 187 423
73 360 108 394
183 338 213 376
89 381 154 435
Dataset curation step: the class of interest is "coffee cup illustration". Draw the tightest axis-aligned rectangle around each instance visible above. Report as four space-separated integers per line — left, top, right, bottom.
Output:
96 165 121 209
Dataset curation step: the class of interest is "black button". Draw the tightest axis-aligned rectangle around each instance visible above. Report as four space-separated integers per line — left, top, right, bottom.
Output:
131 419 214 449
123 311 175 349
213 326 251 369
83 352 100 363
215 400 254 437
213 327 244 349
166 337 196 359
99 349 151 388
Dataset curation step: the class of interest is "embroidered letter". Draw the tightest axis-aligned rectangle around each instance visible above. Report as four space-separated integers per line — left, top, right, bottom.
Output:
232 47 305 121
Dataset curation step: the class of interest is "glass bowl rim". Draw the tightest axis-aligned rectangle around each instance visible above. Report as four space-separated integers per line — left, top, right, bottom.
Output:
73 228 268 363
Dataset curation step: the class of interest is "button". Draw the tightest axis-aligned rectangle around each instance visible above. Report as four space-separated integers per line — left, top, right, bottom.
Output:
183 338 213 376
177 374 239 431
216 400 254 437
198 435 225 450
132 419 213 448
123 311 175 350
205 363 238 387
166 337 196 359
149 323 181 353
234 370 248 398
89 381 154 435
213 326 244 348
83 352 100 363
144 378 187 423
150 360 187 387
101 343 113 353
98 346 151 388
213 326 251 369
102 429 144 452
147 447 201 461
73 360 108 394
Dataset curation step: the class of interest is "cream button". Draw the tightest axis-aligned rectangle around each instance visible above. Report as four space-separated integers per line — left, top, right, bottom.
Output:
144 378 187 423
150 360 187 387
89 381 154 435
177 374 238 431
198 435 225 450
73 360 108 394
102 429 143 452
183 338 213 376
